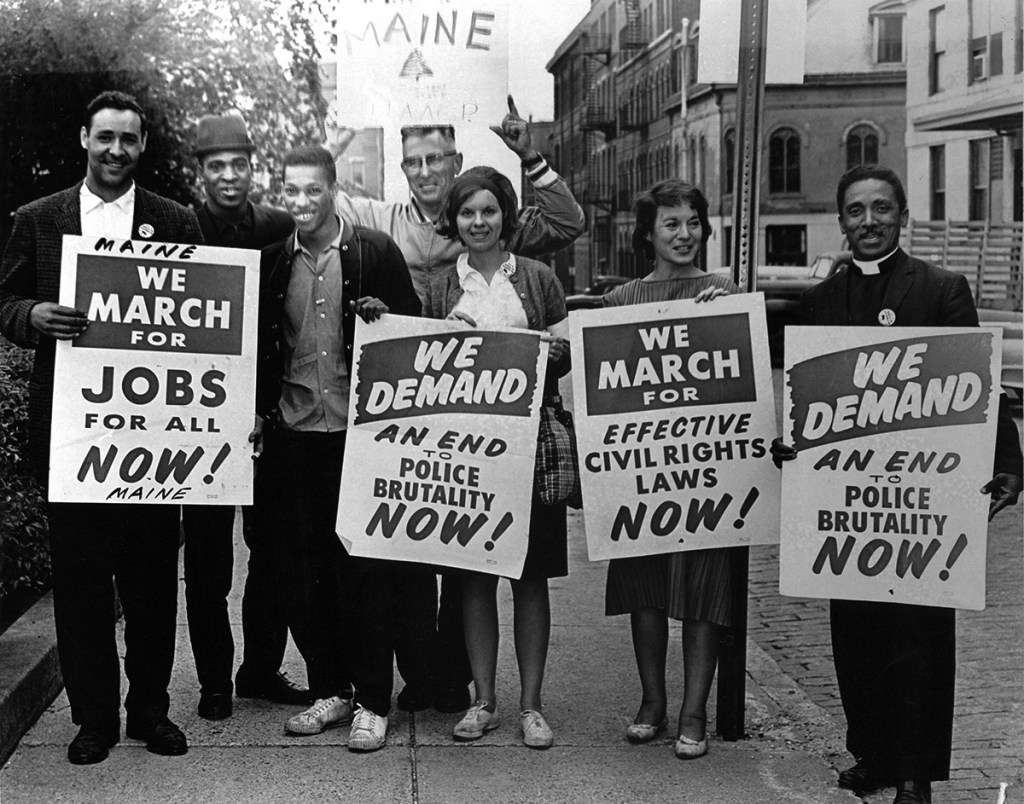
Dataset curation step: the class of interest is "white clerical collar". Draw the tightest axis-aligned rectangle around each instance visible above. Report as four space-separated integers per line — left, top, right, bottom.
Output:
80 181 135 214
852 248 898 275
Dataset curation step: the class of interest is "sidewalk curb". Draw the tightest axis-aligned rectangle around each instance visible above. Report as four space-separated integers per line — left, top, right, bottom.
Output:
0 592 62 765
744 637 849 767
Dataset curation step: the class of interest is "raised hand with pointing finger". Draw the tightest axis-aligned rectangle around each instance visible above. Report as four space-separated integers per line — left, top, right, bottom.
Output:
488 95 537 161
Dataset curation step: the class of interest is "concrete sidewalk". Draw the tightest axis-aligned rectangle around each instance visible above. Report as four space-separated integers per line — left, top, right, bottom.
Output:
0 508 857 804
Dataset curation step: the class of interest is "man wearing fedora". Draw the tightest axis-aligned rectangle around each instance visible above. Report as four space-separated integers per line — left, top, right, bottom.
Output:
182 113 307 722
0 90 202 764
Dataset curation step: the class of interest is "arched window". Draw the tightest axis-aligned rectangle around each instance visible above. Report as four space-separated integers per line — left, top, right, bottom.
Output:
768 127 800 193
723 129 736 194
846 125 879 169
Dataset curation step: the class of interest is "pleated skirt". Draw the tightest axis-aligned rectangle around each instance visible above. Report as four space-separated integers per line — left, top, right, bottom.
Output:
604 548 732 627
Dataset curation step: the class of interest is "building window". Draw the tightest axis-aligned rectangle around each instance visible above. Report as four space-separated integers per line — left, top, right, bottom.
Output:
768 128 800 193
876 15 903 63
723 129 736 195
1017 26 1023 73
846 125 879 169
929 7 945 95
930 145 945 220
990 32 1003 77
969 139 989 220
971 36 988 82
765 225 807 266
348 157 365 189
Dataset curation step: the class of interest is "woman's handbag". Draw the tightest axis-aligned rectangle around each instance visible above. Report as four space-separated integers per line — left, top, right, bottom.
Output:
534 397 583 509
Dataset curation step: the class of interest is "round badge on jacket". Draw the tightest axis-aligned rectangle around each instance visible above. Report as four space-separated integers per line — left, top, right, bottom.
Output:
878 308 896 326
138 223 155 239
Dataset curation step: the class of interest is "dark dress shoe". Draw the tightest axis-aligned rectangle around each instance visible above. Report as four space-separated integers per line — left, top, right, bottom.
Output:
198 691 233 721
396 684 435 712
126 716 188 756
433 685 472 714
894 780 932 804
838 760 891 794
236 671 313 705
67 720 120 765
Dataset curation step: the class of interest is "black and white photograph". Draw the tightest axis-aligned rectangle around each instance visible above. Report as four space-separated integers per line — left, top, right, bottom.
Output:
0 1 1021 802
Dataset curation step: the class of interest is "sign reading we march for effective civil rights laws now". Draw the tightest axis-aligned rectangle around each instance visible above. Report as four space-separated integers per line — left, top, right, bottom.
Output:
49 235 258 505
569 294 781 562
337 315 547 579
779 327 1003 610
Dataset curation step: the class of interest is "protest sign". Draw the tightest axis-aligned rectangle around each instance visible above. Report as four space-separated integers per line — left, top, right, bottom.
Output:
569 294 780 562
49 235 259 505
779 327 1003 610
337 315 547 579
334 0 518 204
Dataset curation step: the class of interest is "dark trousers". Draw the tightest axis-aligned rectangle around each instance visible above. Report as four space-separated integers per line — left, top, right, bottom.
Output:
391 564 441 694
435 571 473 691
183 504 288 694
257 428 395 715
831 599 956 782
47 502 180 726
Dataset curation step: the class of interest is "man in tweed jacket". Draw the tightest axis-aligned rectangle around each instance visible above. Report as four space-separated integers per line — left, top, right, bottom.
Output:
0 91 204 765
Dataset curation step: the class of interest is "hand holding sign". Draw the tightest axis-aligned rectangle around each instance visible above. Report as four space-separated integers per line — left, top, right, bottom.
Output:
31 302 89 339
982 472 1022 520
350 297 389 323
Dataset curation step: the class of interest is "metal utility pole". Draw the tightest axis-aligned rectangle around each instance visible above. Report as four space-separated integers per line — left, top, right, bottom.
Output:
717 0 769 743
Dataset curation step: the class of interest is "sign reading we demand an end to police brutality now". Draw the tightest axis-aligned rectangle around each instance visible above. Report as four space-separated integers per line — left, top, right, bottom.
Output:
569 294 780 562
337 315 547 579
779 327 1003 610
49 236 258 505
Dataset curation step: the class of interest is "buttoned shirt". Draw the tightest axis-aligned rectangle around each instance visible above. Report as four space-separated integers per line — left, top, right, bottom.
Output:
279 217 349 431
452 252 529 329
80 182 135 239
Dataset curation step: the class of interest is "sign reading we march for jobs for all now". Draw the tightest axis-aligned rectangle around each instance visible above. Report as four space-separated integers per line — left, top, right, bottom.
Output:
569 294 781 562
49 235 259 505
779 327 1003 610
338 315 547 579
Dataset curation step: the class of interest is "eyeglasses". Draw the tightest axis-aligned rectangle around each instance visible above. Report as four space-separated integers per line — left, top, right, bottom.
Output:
400 151 458 173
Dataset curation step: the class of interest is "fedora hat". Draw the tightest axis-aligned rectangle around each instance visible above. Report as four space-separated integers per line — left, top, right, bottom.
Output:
195 114 254 156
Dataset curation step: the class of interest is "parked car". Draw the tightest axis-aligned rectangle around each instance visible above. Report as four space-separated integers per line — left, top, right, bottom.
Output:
565 274 629 311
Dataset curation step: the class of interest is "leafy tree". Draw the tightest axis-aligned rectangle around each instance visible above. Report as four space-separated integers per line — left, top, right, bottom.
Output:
0 0 332 243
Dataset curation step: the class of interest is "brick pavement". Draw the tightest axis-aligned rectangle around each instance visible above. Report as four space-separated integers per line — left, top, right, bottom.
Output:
747 402 1024 804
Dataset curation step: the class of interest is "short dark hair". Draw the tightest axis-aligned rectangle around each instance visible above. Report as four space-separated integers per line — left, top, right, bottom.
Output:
836 164 907 214
437 169 519 244
631 180 713 265
400 125 456 145
281 145 336 186
84 91 147 136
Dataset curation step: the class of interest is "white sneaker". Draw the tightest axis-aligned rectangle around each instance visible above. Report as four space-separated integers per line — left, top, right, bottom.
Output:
285 696 354 735
453 703 500 741
347 705 388 752
520 709 553 749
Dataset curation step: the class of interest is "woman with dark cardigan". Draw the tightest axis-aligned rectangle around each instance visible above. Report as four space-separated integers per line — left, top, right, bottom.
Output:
603 179 737 760
421 169 570 749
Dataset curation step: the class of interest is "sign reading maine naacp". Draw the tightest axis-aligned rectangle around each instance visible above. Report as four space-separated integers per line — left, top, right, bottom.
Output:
334 0 516 204
338 315 546 579
49 235 259 505
779 327 1002 610
569 294 780 562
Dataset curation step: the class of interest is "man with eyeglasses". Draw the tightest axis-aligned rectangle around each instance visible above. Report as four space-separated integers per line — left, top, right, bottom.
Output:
331 96 585 301
328 96 585 717
184 114 310 724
